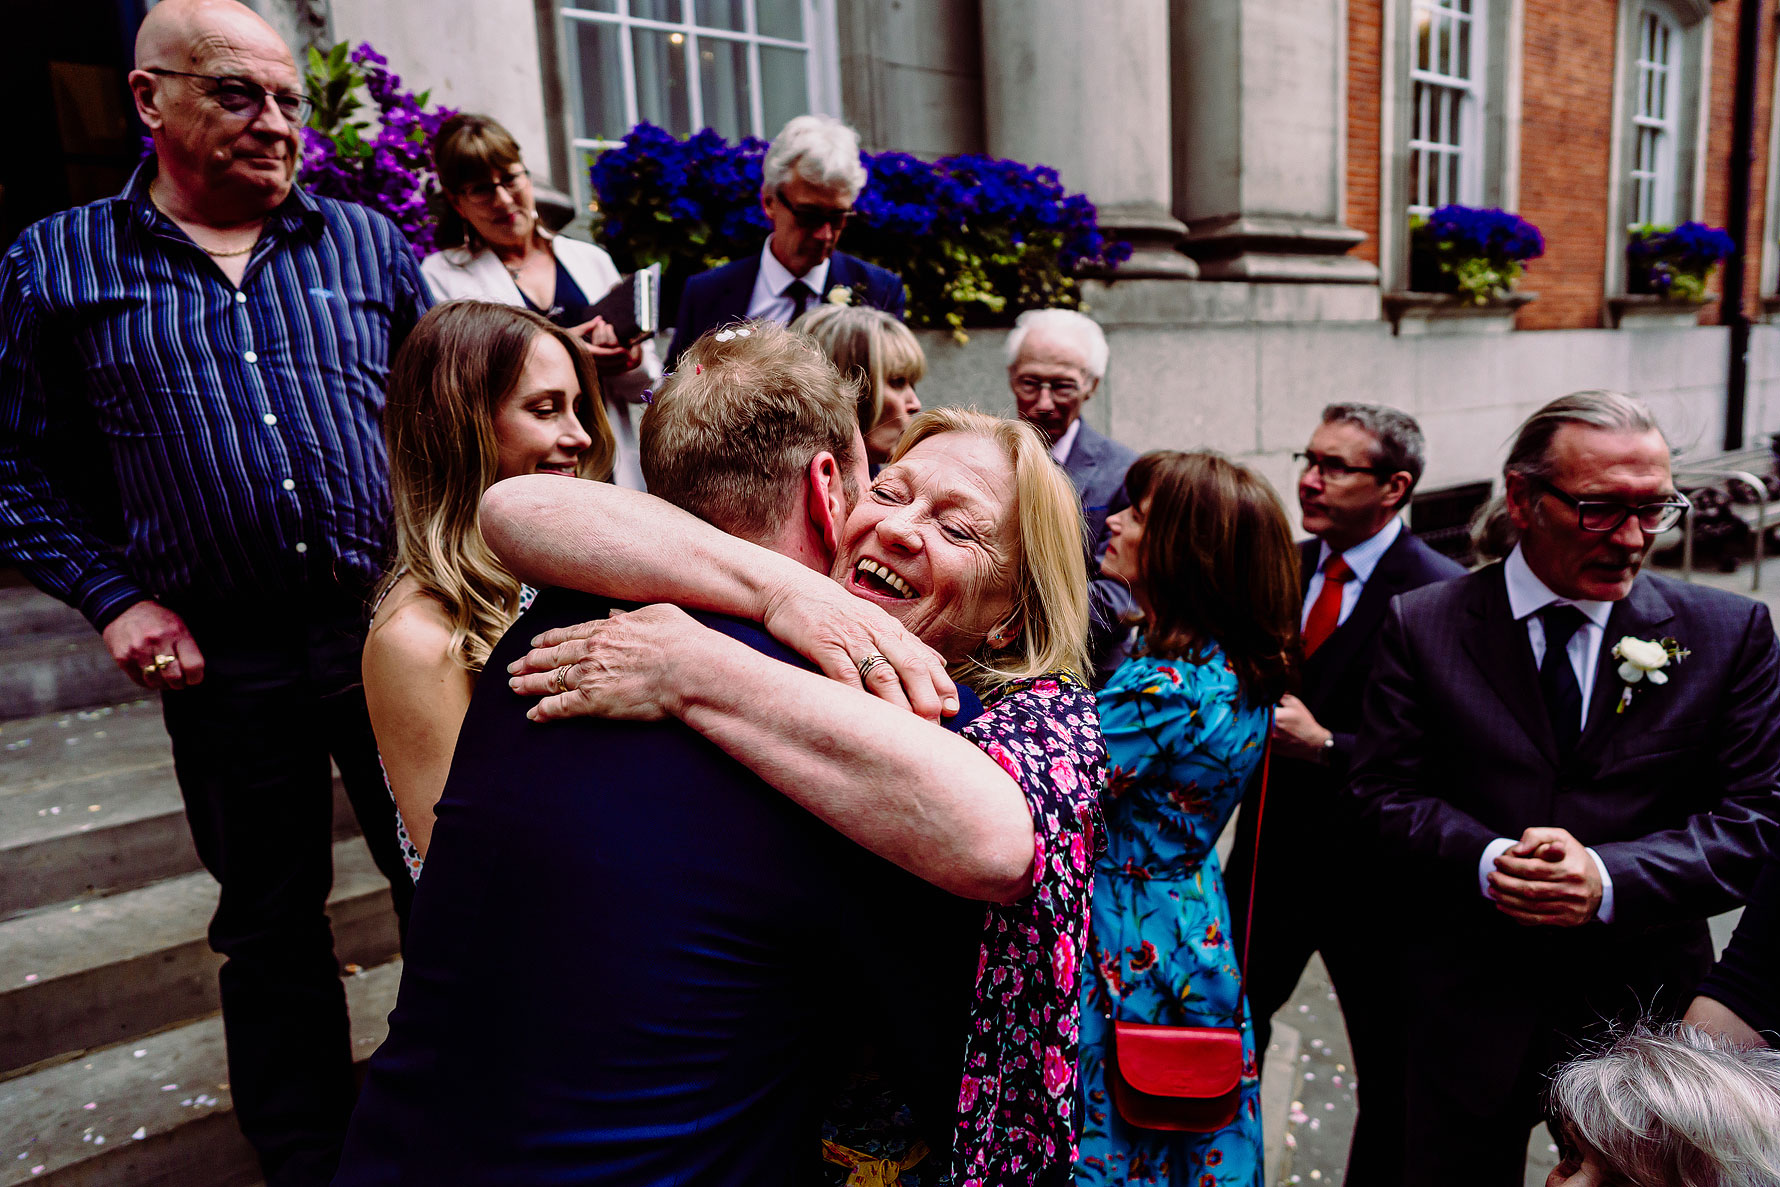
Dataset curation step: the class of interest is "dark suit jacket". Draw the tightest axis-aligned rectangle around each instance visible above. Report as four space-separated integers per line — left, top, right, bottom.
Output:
335 590 981 1186
665 248 906 368
1345 563 1780 1108
1059 420 1140 683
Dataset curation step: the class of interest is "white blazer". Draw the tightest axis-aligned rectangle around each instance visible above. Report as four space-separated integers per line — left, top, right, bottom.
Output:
421 235 660 491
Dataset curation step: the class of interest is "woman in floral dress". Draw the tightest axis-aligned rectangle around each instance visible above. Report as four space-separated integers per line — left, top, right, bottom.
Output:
1077 451 1302 1186
491 385 1105 1185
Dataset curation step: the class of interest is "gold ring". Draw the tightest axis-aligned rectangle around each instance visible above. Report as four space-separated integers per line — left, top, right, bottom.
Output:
153 653 176 671
553 665 571 695
856 653 888 680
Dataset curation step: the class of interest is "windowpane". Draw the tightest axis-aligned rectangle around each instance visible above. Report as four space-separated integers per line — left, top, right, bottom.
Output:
573 19 628 140
1446 151 1460 205
1416 9 1432 71
1456 17 1471 81
633 27 692 135
563 0 618 11
697 35 751 140
760 45 809 137
631 0 682 22
757 0 804 40
694 0 746 31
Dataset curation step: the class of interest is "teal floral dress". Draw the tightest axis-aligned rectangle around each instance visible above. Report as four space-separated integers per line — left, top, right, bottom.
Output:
1076 649 1268 1186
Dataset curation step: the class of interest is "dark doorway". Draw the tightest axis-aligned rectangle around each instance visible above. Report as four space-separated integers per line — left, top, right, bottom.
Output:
3 1 148 248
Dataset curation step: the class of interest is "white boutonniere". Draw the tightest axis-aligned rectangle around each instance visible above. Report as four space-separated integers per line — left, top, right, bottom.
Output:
1612 635 1690 713
824 285 854 306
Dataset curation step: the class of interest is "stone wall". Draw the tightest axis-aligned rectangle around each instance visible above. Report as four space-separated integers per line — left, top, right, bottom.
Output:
838 0 984 157
912 281 1780 532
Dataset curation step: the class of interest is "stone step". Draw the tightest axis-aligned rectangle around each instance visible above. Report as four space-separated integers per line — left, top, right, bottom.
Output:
0 960 400 1187
0 837 401 1077
0 702 364 920
0 586 91 638
0 628 140 724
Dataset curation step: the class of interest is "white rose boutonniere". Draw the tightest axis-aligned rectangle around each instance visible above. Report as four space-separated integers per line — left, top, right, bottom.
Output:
825 285 854 306
1612 635 1690 713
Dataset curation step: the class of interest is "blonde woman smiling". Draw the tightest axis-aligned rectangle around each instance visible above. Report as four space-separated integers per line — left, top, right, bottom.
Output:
363 300 613 874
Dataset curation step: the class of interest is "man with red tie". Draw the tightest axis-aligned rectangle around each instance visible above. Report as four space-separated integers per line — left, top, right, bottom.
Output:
1226 403 1463 1183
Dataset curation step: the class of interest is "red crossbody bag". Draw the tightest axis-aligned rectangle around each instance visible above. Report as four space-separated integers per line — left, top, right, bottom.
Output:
1104 722 1272 1132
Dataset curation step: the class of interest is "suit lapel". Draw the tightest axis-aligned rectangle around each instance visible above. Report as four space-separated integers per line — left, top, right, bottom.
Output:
1574 576 1676 762
1064 424 1107 505
723 253 762 317
1462 564 1559 762
826 252 856 296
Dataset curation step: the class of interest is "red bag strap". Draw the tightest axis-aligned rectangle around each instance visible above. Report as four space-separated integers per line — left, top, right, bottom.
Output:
1234 713 1272 1020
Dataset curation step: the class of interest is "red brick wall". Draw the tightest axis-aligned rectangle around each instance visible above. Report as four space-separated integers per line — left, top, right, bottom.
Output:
1348 0 1384 267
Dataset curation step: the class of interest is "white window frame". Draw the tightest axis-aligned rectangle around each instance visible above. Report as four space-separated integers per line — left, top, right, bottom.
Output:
1407 0 1487 217
557 0 841 198
1629 9 1680 228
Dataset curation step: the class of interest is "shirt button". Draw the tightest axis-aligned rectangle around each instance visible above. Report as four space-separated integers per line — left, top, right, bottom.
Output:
294 542 308 554
243 350 258 364
263 413 277 426
281 478 296 491
234 291 247 304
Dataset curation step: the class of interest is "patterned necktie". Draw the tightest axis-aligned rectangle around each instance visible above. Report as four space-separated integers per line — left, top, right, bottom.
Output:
784 279 815 323
1539 604 1589 754
1301 555 1354 658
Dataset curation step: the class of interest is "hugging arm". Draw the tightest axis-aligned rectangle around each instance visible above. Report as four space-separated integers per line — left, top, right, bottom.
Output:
480 475 955 717
512 605 1036 902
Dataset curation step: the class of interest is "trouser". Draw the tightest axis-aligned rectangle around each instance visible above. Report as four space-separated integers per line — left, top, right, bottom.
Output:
161 596 414 1187
1228 788 1408 1187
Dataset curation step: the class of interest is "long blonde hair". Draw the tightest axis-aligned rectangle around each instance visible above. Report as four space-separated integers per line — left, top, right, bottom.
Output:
379 301 614 669
890 409 1090 692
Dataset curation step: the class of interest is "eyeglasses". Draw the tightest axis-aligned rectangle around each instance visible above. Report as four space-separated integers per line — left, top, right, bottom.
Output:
458 167 530 205
146 69 313 125
1013 376 1084 400
1531 477 1691 534
1295 450 1395 481
773 187 852 232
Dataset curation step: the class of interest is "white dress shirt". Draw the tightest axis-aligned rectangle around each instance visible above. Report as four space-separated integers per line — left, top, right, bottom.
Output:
1302 516 1404 632
1049 418 1084 467
1477 544 1617 922
746 241 831 324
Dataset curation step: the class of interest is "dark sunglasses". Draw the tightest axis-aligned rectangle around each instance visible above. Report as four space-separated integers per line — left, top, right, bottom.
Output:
774 186 853 232
147 69 313 124
1531 477 1690 534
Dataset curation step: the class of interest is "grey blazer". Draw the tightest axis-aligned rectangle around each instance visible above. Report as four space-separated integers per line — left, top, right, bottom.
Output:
1059 421 1139 683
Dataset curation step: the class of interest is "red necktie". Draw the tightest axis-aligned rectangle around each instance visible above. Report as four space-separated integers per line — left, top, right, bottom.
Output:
1302 555 1354 657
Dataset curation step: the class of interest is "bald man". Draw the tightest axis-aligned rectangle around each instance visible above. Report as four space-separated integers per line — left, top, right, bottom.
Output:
0 3 429 1182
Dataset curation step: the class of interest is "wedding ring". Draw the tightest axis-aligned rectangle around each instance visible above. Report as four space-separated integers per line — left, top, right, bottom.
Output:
552 665 572 695
856 653 888 680
152 654 176 672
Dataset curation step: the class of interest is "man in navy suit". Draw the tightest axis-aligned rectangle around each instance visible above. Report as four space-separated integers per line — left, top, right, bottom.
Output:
665 115 904 369
1225 403 1463 1184
1346 391 1780 1184
1005 309 1138 684
334 328 986 1185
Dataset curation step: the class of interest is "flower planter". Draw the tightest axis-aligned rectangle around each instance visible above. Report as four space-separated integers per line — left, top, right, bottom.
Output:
1607 293 1715 329
1383 290 1537 336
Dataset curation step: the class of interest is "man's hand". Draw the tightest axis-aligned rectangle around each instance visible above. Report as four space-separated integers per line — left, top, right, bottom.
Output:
1272 693 1333 762
758 574 958 722
101 600 205 691
1487 826 1602 927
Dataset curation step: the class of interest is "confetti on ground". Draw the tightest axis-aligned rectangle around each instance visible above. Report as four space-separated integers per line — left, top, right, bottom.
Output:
81 1103 95 1111
133 1049 146 1058
160 1084 177 1091
132 1127 147 1140
23 974 37 983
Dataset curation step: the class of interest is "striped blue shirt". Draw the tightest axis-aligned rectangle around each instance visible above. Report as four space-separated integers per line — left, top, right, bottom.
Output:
0 162 431 629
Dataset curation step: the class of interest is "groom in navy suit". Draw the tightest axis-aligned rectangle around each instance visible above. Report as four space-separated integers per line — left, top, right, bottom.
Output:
666 115 903 369
1346 391 1780 1184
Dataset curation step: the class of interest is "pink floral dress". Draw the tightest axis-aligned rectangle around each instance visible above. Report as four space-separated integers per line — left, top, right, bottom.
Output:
952 673 1108 1186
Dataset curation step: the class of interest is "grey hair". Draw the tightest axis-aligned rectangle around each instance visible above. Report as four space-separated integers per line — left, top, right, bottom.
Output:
1004 308 1110 381
760 115 868 202
1470 390 1667 563
1549 1023 1780 1187
1321 402 1427 493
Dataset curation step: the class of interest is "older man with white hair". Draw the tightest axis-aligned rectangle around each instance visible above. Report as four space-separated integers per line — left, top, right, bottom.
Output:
666 115 904 367
1006 308 1138 682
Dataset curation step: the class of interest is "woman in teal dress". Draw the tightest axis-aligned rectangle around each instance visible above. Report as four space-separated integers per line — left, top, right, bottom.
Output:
1077 451 1302 1186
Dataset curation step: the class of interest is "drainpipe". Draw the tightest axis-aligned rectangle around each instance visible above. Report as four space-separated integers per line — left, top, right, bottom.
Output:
1723 0 1765 451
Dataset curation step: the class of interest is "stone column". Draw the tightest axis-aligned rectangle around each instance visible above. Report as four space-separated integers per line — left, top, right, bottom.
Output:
1170 0 1377 283
980 0 1197 279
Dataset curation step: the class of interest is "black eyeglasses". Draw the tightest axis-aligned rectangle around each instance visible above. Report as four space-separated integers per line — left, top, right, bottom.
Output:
1295 450 1395 481
1532 476 1691 533
147 69 313 125
458 167 530 205
774 187 852 232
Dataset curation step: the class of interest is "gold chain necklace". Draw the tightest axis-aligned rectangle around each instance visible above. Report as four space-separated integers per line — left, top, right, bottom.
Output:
148 183 260 258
